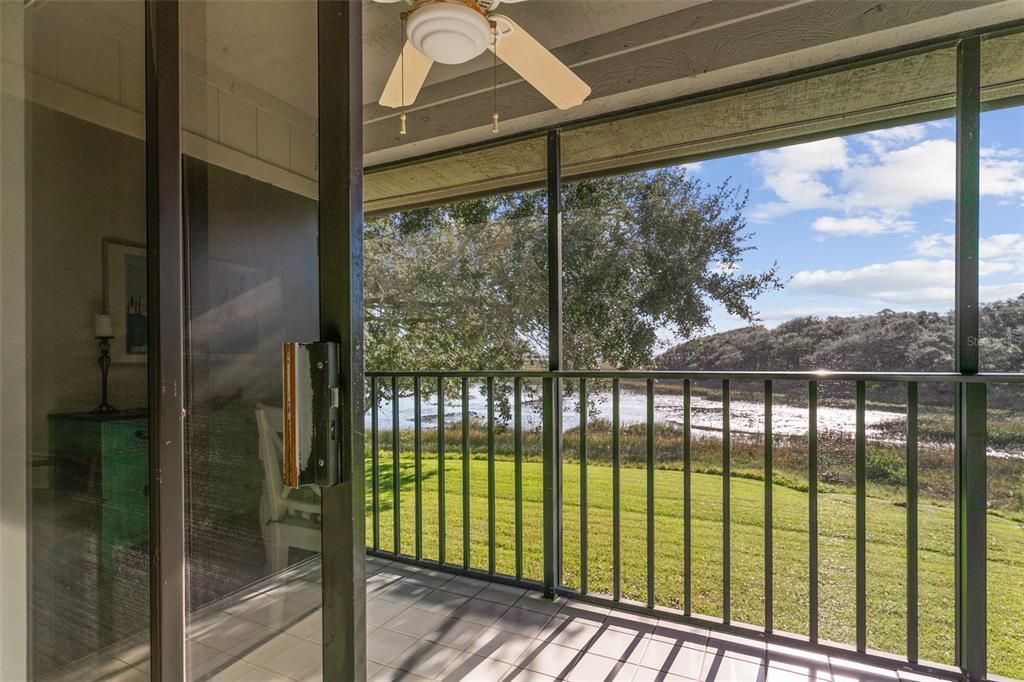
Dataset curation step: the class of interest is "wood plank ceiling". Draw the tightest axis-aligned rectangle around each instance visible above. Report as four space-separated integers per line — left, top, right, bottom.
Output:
41 0 1022 208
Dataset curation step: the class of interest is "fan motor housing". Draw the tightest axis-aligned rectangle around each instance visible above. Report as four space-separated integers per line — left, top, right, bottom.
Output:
406 0 492 65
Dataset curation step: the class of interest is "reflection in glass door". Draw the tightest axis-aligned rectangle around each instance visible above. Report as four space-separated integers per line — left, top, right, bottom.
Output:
1 0 150 678
180 2 325 679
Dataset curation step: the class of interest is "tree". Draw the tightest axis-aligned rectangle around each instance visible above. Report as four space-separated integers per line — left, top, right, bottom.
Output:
365 167 783 372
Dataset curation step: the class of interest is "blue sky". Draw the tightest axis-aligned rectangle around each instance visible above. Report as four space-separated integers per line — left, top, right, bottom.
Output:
672 105 1024 341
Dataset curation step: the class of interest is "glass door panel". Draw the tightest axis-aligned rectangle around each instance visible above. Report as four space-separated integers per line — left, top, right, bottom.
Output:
180 2 322 679
1 0 150 678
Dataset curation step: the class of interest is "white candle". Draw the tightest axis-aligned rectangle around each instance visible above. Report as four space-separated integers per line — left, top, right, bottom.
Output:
94 313 113 338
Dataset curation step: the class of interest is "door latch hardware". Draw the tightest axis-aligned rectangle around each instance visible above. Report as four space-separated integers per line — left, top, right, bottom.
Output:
282 341 342 487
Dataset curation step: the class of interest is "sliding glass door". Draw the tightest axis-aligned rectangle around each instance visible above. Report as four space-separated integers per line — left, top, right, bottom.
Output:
1 1 150 678
2 1 365 679
179 2 328 679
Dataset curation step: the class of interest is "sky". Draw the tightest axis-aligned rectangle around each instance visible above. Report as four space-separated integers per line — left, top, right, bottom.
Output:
673 105 1024 341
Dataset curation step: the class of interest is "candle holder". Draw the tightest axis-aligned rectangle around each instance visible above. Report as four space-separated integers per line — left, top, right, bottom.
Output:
92 335 116 414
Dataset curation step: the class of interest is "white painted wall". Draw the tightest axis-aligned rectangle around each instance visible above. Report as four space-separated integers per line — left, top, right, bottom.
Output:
23 1 317 201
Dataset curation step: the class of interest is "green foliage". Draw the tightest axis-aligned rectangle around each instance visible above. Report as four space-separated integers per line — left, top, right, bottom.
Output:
657 296 1024 405
365 168 782 372
658 297 1024 373
865 447 905 485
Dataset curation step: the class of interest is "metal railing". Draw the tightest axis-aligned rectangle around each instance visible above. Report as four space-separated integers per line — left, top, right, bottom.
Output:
365 369 1024 677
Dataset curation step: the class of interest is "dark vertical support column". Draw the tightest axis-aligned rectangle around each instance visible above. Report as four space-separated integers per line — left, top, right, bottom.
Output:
579 378 588 595
808 381 819 644
371 378 380 551
318 2 366 679
487 376 496 576
907 382 920 664
855 380 867 653
612 378 621 602
957 382 987 677
955 35 986 681
722 380 731 624
462 377 470 569
683 379 692 616
764 380 773 634
392 375 401 555
646 378 655 609
414 376 423 561
514 377 523 580
145 2 185 678
437 376 446 566
543 129 563 598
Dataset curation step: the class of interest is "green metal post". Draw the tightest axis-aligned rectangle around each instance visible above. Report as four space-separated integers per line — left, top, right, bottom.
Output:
954 36 986 681
543 129 563 598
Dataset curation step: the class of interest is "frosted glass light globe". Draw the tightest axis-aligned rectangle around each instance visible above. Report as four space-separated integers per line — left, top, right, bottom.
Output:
407 2 491 65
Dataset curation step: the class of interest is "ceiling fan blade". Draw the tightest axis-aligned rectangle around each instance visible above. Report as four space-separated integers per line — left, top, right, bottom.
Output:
378 41 433 108
488 16 591 110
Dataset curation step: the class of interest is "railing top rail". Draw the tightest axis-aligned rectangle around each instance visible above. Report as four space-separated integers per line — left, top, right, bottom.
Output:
364 369 1024 383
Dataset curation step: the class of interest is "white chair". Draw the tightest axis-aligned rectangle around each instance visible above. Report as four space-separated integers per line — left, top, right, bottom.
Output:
255 403 322 573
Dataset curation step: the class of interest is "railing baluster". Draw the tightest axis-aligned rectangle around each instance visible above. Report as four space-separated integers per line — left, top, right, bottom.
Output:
438 377 446 566
907 381 919 663
393 375 401 556
612 378 621 602
683 379 692 616
580 377 589 595
855 380 867 652
764 380 773 633
808 380 819 643
371 376 380 552
723 379 731 624
514 377 523 581
487 376 496 576
462 377 470 570
414 376 423 561
542 375 559 596
647 377 656 609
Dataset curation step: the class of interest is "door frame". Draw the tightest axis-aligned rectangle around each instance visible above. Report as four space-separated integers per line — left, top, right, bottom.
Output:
144 1 367 679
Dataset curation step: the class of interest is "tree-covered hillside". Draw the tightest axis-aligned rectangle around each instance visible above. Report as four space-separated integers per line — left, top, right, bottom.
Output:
657 296 1024 374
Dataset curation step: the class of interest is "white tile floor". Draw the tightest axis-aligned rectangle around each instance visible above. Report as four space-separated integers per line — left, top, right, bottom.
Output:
44 557 963 682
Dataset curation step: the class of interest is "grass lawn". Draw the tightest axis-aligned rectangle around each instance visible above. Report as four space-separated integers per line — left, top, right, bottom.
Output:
365 450 1024 678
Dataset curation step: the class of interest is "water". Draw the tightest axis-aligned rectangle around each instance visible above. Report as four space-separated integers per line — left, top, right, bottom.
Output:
365 385 1024 459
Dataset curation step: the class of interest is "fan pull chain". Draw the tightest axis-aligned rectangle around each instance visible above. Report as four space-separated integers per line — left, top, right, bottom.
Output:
491 22 499 133
400 14 408 135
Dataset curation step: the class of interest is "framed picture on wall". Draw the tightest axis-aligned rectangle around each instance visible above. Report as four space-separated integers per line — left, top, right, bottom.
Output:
103 239 147 364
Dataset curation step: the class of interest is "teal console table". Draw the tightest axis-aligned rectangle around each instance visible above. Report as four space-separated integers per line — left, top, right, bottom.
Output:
49 410 148 575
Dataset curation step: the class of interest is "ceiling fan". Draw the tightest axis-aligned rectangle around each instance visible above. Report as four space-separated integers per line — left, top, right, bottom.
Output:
374 0 592 113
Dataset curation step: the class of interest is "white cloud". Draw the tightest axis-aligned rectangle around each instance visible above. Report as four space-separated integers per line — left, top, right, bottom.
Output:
981 282 1024 302
750 129 1024 220
790 258 954 304
911 233 954 258
791 236 1024 306
750 138 847 219
760 305 865 325
858 124 927 155
811 215 914 236
841 139 955 212
980 233 1024 261
912 232 1024 272
981 147 1024 197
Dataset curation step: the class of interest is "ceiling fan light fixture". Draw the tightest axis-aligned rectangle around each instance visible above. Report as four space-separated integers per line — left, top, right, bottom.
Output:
406 1 491 65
